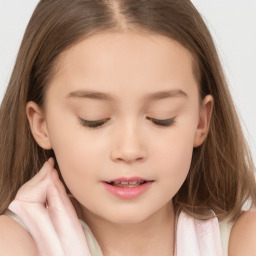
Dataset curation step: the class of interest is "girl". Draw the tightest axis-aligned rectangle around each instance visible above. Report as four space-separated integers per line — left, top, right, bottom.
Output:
0 0 256 255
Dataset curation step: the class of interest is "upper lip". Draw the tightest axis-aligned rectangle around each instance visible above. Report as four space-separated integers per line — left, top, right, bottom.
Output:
103 176 154 183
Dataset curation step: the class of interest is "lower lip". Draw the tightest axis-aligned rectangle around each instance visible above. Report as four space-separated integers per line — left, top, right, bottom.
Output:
102 181 153 199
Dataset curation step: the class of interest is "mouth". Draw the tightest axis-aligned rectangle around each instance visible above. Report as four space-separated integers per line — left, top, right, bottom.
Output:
104 180 149 188
103 177 154 188
102 177 154 199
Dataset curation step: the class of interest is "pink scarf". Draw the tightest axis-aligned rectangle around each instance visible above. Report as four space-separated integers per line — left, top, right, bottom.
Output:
5 209 225 255
174 211 223 255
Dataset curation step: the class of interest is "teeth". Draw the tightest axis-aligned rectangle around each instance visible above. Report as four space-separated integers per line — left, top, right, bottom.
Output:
112 181 142 185
110 180 146 187
120 181 129 185
128 181 138 185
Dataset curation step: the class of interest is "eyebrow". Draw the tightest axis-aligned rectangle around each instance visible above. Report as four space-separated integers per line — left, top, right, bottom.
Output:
66 89 188 101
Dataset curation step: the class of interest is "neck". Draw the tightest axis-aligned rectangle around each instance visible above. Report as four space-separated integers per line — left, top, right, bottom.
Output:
82 203 176 256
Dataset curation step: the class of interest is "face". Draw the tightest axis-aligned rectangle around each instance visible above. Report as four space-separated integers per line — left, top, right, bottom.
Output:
29 32 210 224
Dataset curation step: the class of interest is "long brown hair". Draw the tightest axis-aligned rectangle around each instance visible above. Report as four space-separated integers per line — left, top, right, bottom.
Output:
0 0 255 223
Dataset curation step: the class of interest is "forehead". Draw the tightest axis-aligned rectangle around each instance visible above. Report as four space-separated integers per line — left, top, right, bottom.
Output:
48 31 199 103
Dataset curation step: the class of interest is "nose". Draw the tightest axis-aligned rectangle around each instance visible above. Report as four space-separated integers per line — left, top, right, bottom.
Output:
110 122 147 164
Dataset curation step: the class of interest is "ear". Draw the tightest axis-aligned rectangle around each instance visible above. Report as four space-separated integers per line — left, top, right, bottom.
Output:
26 101 52 150
193 95 214 148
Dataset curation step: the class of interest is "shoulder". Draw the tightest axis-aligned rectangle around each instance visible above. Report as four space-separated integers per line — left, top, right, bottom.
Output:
0 214 38 255
229 210 256 255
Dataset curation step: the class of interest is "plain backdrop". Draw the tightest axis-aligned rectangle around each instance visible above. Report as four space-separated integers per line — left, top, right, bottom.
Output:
0 1 255 163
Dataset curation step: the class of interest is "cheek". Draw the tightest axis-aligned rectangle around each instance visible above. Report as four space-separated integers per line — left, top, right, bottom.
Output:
50 131 105 211
46 116 103 194
153 125 196 195
161 142 193 191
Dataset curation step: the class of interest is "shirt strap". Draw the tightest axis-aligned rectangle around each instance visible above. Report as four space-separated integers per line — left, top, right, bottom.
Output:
218 219 234 256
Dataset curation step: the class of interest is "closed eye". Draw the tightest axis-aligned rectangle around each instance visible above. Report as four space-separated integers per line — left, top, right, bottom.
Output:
79 117 175 129
146 117 175 127
79 118 110 129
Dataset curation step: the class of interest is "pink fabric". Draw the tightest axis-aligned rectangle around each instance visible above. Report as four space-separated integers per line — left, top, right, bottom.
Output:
175 211 223 256
5 208 224 255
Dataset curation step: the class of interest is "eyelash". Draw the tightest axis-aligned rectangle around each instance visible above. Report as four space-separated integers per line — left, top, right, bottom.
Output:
79 117 176 129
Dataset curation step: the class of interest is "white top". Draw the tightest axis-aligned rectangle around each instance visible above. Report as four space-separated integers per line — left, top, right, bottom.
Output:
219 218 234 256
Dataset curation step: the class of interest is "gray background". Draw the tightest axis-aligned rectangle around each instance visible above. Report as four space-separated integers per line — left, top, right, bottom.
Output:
0 0 255 163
